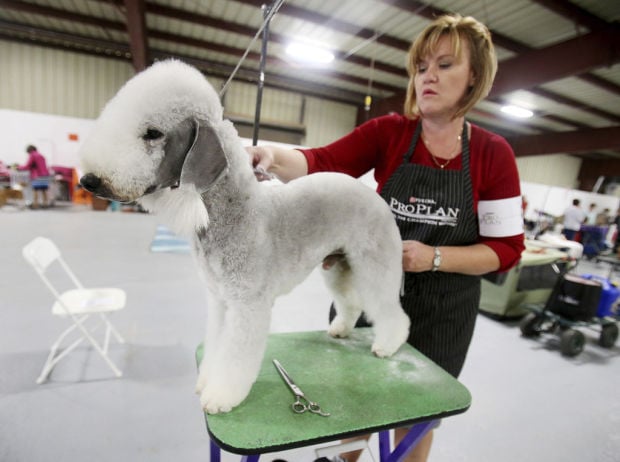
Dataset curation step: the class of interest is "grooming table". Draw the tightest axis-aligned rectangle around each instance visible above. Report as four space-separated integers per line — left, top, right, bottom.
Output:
197 329 471 462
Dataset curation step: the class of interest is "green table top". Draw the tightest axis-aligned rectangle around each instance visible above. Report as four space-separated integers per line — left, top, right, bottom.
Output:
197 328 471 455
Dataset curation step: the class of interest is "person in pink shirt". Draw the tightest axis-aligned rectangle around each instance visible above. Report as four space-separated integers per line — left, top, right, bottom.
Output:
18 145 51 209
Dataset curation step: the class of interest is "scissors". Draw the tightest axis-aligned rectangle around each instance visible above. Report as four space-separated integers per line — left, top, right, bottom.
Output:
273 359 330 417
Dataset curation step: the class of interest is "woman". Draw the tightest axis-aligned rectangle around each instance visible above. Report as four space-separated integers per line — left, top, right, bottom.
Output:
18 145 51 209
249 14 524 462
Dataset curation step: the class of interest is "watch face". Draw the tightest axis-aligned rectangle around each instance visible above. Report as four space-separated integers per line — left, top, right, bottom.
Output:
433 248 441 270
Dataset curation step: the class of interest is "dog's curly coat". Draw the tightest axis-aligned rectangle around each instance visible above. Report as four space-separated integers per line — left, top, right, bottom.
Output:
79 60 410 414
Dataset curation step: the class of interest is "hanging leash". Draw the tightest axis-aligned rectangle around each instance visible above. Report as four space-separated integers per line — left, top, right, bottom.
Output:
219 0 285 98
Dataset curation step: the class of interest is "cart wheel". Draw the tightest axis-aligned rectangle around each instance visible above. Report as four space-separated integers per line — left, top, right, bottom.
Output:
599 323 619 348
520 313 543 337
560 329 585 357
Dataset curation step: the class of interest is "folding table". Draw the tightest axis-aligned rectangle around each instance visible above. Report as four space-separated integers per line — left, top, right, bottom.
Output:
197 328 471 462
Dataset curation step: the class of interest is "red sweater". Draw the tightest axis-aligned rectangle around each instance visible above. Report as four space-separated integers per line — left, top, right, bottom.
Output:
300 114 525 272
19 150 50 179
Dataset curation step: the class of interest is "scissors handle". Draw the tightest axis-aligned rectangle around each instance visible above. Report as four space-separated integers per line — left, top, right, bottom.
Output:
292 396 330 417
292 399 307 414
307 401 330 417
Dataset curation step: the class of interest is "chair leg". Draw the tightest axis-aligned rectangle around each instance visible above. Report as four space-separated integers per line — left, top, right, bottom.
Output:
98 313 125 344
67 312 123 378
39 313 124 382
37 322 86 384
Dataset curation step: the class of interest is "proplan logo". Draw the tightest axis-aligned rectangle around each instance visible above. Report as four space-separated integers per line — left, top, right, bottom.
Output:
388 196 460 226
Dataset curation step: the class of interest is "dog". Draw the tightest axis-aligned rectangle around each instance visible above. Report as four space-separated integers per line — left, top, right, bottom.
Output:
79 60 410 414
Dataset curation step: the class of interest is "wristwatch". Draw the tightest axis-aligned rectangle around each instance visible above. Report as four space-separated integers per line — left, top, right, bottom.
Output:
431 247 441 272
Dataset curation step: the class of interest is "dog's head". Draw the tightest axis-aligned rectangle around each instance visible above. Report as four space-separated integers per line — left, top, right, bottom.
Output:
79 60 228 203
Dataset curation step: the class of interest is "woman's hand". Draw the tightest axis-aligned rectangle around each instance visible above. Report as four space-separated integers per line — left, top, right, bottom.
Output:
402 240 435 272
244 145 308 183
246 146 275 181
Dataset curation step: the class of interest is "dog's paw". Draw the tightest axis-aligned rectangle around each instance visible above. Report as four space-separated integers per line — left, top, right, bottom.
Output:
199 382 250 414
371 319 409 358
371 342 400 358
327 316 353 338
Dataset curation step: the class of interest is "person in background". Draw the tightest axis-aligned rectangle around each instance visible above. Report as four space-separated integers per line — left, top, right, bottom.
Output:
595 207 611 226
248 14 524 462
17 145 51 209
562 199 586 241
586 202 597 225
613 209 620 256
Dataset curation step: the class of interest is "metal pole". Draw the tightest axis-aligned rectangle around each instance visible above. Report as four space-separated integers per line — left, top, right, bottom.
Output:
252 3 272 146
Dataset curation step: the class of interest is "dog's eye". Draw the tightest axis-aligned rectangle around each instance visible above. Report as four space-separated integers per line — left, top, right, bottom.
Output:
143 128 164 141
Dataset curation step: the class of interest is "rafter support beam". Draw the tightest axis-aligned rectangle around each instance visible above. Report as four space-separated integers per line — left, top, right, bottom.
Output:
490 26 620 97
506 126 620 157
124 0 149 72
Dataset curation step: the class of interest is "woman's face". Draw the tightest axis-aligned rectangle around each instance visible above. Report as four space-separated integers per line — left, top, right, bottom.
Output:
414 35 474 119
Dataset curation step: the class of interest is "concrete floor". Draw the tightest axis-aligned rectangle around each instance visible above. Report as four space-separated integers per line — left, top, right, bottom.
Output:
1 204 619 462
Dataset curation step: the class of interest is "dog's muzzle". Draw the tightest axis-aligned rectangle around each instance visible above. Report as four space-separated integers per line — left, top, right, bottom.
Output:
80 173 120 201
80 173 102 193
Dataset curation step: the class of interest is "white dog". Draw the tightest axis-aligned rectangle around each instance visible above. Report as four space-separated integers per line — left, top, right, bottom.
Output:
79 60 409 414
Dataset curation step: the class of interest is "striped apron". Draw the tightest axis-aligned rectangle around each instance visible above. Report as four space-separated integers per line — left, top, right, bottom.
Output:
380 121 480 378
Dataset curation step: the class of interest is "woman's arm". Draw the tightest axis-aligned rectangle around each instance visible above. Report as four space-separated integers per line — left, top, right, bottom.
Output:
402 240 500 275
247 145 308 183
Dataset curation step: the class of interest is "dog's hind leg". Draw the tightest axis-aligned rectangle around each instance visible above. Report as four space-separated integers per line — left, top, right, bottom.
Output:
322 259 364 339
199 297 272 414
351 264 410 358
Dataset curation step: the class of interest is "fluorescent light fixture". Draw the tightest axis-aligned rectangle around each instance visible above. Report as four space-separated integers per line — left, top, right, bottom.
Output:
501 104 534 118
285 42 334 64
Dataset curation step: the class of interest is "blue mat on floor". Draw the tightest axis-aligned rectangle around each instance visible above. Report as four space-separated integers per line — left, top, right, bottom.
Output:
150 225 191 254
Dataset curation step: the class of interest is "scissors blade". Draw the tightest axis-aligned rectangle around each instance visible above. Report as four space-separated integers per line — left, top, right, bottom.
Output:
273 359 304 396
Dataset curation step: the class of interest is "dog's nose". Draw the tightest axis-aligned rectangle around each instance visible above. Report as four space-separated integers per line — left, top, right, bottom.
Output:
80 173 102 192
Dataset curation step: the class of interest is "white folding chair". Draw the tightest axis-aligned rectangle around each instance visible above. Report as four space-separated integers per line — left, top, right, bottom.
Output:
22 236 126 383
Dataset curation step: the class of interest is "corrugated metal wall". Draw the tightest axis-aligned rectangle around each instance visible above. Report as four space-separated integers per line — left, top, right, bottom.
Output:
516 154 582 189
304 97 358 147
0 42 134 119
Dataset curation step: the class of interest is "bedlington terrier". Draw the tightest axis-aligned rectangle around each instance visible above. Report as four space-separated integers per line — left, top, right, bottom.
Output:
79 60 409 414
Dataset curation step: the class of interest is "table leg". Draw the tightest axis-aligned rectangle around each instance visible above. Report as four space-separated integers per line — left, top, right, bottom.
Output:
210 440 221 462
209 440 260 461
379 420 436 462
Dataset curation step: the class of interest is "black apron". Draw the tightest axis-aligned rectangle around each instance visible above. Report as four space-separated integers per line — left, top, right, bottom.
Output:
380 121 480 378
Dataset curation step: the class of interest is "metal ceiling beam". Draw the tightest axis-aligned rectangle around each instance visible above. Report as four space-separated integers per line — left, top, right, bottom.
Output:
0 18 131 54
0 0 124 30
530 0 610 31
235 0 412 50
490 26 620 98
146 2 405 77
506 126 620 157
123 0 148 72
0 19 368 106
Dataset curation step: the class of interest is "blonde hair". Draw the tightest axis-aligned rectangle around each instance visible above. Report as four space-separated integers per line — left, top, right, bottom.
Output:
404 14 497 119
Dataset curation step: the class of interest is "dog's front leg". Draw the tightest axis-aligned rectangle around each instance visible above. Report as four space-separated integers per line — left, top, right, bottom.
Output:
195 291 225 395
199 298 272 414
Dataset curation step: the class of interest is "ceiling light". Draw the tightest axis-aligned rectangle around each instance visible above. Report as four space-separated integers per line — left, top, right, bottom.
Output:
285 42 334 65
501 105 534 118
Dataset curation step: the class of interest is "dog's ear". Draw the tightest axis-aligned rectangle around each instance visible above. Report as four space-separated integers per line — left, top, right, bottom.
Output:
180 120 229 192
